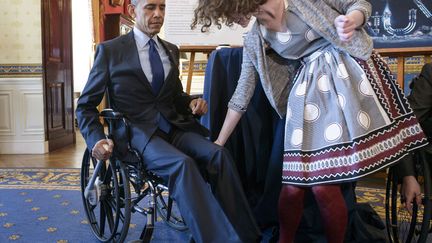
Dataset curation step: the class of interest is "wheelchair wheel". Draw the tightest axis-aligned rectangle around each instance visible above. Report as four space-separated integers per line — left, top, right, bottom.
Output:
81 150 132 242
385 154 432 243
155 187 188 231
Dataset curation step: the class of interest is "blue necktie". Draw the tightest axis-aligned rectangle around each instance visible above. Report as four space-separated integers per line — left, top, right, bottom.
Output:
148 39 171 133
148 39 165 94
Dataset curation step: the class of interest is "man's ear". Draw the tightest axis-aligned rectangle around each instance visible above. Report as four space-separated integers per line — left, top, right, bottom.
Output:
127 4 136 18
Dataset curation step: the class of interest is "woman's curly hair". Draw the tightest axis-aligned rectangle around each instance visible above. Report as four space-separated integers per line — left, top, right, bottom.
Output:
191 0 266 32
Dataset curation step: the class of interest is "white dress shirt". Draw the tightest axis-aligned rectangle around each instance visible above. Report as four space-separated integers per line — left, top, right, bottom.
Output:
133 27 171 84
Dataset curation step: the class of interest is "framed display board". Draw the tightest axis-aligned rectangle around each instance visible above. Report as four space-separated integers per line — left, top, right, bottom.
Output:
366 0 432 49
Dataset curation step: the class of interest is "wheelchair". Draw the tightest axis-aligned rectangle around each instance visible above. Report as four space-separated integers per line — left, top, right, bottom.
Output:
80 109 188 242
385 146 432 243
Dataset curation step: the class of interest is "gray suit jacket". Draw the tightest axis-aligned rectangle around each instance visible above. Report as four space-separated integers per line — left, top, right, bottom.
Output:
228 0 372 118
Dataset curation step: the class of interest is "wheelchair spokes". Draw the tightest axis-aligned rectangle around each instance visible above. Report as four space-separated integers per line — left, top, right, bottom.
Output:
155 189 188 231
81 150 131 243
81 109 189 242
385 153 432 243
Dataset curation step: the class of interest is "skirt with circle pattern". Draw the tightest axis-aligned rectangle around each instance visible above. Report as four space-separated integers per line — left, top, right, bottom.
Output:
282 46 428 186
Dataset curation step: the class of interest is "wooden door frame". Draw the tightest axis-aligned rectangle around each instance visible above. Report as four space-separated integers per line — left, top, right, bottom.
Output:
41 0 76 151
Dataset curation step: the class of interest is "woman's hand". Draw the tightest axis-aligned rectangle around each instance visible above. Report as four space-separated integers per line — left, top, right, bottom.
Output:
334 10 365 42
214 138 225 146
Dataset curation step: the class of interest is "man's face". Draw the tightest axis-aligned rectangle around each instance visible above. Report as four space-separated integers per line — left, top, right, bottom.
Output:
130 0 165 36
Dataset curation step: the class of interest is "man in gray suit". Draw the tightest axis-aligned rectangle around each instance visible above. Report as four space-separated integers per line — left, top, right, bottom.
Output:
76 0 260 242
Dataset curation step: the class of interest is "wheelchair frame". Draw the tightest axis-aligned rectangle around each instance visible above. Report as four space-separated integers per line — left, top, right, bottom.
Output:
80 109 188 243
385 147 432 243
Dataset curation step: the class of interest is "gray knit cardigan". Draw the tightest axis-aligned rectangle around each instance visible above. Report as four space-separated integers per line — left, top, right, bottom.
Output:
228 0 373 118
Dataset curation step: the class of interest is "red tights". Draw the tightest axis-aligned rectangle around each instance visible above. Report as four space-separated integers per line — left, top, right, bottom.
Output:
278 184 347 243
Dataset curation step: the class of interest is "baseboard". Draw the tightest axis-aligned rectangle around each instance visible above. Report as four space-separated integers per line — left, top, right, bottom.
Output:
0 140 48 154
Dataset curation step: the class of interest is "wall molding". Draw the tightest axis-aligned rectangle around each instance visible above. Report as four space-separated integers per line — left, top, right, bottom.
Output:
0 77 43 85
20 90 44 135
0 77 45 154
0 90 14 135
0 64 43 78
0 140 48 154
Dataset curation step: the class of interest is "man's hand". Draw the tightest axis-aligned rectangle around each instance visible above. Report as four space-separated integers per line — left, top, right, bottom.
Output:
401 175 422 214
189 98 208 116
92 138 114 161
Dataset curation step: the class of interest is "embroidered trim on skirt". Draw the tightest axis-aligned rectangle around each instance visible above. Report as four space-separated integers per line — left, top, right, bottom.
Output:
282 47 428 186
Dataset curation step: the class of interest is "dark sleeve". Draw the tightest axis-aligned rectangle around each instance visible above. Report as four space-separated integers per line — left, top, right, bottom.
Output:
408 63 432 124
393 152 416 180
392 64 432 180
75 44 109 151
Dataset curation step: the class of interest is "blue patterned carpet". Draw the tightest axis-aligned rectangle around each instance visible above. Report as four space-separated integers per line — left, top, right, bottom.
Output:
0 168 189 243
0 168 388 243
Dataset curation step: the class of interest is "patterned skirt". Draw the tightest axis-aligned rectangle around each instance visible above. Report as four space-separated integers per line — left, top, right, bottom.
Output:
282 46 428 186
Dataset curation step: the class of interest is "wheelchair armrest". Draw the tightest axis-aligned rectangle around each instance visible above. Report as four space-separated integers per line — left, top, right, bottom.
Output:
99 108 124 120
99 109 133 153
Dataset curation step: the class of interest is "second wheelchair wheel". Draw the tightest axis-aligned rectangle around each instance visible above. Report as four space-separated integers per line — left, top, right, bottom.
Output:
416 151 432 243
81 150 132 242
155 187 188 231
385 154 432 243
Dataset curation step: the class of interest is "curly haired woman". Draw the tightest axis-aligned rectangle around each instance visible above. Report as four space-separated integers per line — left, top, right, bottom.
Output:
192 0 428 242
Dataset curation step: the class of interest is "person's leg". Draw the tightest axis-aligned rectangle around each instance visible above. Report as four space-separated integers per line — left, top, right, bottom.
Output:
278 185 306 243
311 184 347 243
142 133 241 243
171 130 261 242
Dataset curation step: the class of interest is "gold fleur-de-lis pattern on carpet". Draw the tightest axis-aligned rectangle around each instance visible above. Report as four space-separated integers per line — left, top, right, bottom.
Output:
0 168 80 190
0 169 82 242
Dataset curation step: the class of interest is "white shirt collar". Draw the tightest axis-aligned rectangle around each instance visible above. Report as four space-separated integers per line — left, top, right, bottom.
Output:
133 27 161 50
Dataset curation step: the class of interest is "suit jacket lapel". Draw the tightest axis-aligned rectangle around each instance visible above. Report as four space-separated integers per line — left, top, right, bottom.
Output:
158 37 177 94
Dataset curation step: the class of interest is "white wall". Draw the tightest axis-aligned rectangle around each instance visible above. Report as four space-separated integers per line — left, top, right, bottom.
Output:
0 0 46 154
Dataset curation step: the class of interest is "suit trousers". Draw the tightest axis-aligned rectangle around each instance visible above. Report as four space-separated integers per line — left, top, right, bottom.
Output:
142 129 260 243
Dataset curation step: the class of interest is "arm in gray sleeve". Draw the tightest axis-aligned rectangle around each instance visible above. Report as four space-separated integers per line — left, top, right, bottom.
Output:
228 48 259 113
325 0 371 26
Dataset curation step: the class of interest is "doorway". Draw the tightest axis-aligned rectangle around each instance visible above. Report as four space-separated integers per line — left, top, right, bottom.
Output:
41 0 93 152
71 0 94 131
